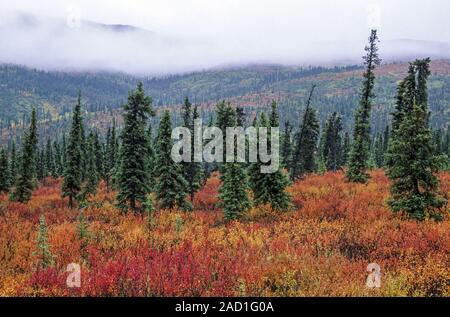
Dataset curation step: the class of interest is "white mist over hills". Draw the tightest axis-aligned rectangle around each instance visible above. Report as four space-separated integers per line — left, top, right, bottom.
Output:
1 0 450 75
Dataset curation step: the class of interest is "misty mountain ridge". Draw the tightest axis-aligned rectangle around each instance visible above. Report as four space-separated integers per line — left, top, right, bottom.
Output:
1 11 450 75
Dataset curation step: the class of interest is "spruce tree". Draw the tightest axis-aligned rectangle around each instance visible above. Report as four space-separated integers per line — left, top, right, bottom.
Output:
93 132 104 180
34 215 53 269
12 108 38 203
61 133 67 168
250 102 291 211
386 58 446 220
180 98 204 201
219 110 251 220
76 210 90 260
155 111 192 210
216 100 237 163
80 132 99 201
37 148 46 181
280 120 293 169
0 147 10 193
322 112 343 171
346 29 381 183
220 161 252 221
116 82 154 213
382 124 390 165
53 140 63 176
290 85 320 180
433 128 443 154
9 141 17 186
62 93 84 208
445 127 450 167
45 138 56 178
341 131 351 166
386 103 446 220
105 120 118 190
373 133 384 168
146 123 156 191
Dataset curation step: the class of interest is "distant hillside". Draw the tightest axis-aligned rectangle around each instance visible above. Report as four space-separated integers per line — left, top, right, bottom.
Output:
0 60 449 143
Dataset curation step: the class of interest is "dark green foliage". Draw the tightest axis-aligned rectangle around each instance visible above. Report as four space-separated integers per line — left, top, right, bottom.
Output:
145 123 156 191
386 59 446 220
445 128 450 167
290 85 320 180
76 210 90 260
34 215 53 269
341 131 351 166
45 138 56 178
37 148 46 181
93 132 104 181
0 147 10 193
219 161 252 221
321 112 343 171
215 100 237 163
105 120 118 190
386 104 446 220
280 121 293 169
11 108 38 203
80 132 99 201
155 111 192 211
180 98 204 201
373 133 384 168
250 102 291 211
53 140 63 176
347 29 381 183
432 128 443 154
116 83 155 213
62 93 84 208
218 104 252 220
9 141 17 186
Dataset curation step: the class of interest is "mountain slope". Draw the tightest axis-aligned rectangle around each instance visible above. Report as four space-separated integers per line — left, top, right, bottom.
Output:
0 60 449 144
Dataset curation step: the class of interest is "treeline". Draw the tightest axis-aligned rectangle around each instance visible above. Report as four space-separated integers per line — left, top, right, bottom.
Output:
0 30 448 221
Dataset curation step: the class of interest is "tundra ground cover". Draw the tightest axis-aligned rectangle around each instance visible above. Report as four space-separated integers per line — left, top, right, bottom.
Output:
0 170 448 296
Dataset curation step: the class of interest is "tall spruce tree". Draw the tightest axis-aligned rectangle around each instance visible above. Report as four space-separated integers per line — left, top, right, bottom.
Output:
12 108 38 203
37 148 46 181
346 29 381 183
93 132 104 180
0 147 10 193
45 138 56 178
105 120 118 190
373 133 384 168
9 141 17 186
219 107 251 221
116 82 154 213
382 124 390 164
145 123 156 191
34 215 53 269
80 132 99 201
321 112 343 171
181 98 204 201
250 102 291 211
62 93 84 208
154 110 192 210
386 58 446 220
290 85 320 180
341 131 351 166
280 120 293 169
53 140 63 176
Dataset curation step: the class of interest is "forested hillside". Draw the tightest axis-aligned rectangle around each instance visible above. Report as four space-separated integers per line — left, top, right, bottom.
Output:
1 60 449 145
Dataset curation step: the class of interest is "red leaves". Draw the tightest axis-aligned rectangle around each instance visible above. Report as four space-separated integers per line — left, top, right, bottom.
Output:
0 170 448 296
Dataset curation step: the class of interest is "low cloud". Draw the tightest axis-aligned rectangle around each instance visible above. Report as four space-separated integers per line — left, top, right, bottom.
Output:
1 0 449 75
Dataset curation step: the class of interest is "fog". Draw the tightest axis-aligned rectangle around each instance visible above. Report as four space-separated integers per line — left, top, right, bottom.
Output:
1 0 450 75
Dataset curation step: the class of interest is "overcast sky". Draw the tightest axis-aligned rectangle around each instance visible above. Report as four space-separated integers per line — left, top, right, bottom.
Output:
1 0 449 74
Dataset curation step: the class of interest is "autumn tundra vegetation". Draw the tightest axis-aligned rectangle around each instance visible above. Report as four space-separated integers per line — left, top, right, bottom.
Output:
0 30 448 297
